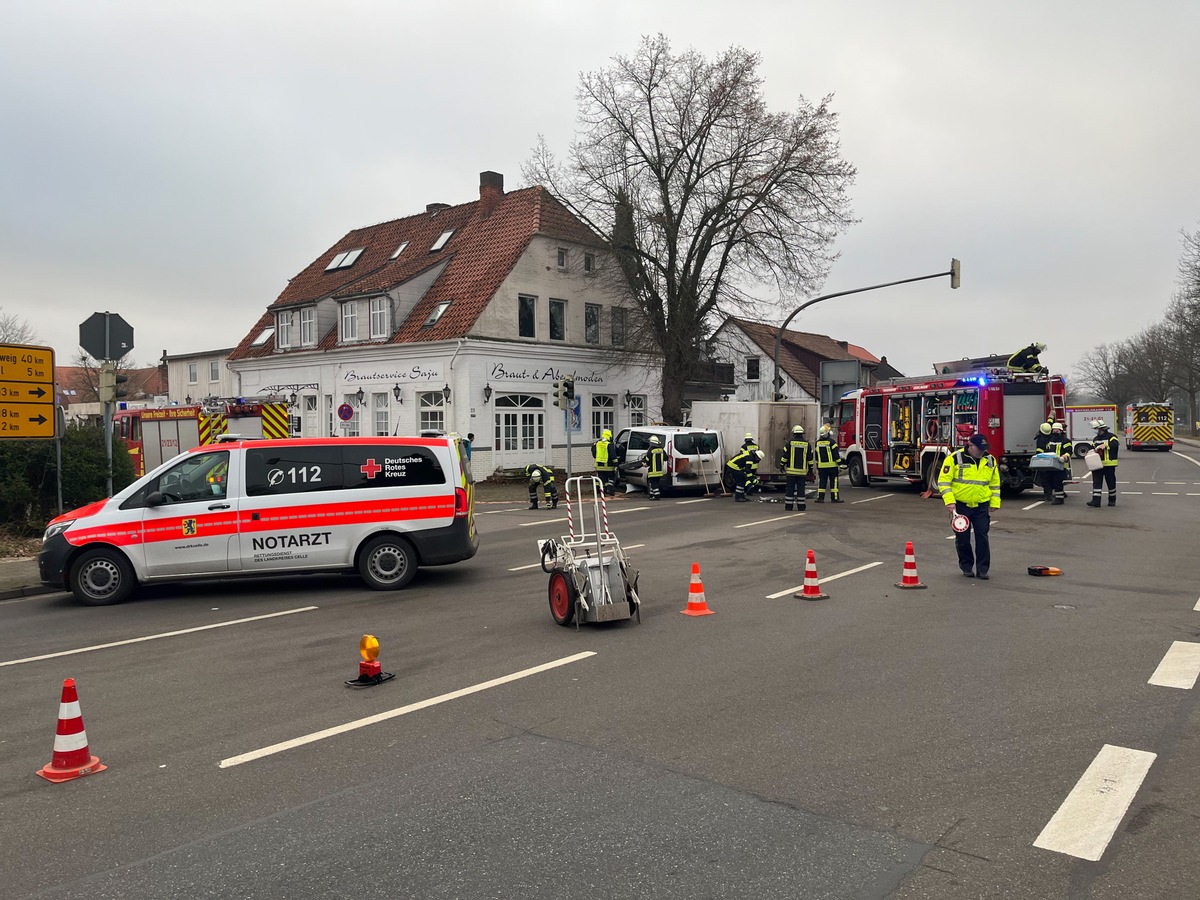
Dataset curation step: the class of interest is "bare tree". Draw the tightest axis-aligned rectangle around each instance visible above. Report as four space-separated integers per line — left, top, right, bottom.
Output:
0 307 37 344
71 350 137 402
1123 323 1178 402
1073 341 1137 414
1165 292 1200 435
525 35 857 422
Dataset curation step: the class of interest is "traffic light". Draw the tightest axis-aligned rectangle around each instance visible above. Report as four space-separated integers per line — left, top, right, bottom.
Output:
553 380 565 409
563 376 575 401
98 361 116 403
114 372 129 400
950 258 961 289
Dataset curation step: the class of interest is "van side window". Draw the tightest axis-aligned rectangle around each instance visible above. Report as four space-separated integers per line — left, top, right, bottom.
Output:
158 451 230 504
627 432 651 451
675 432 719 455
342 446 446 488
247 446 343 496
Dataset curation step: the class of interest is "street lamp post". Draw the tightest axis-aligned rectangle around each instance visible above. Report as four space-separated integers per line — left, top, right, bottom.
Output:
772 260 960 401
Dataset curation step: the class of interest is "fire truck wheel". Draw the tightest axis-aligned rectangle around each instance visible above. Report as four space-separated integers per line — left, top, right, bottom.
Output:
358 534 418 590
548 572 577 626
1075 444 1090 458
70 548 136 606
846 455 868 488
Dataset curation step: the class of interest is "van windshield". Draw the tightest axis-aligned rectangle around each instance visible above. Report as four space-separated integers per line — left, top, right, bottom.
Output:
674 432 719 455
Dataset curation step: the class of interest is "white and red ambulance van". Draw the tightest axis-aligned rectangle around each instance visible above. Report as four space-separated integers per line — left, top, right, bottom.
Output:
39 436 477 605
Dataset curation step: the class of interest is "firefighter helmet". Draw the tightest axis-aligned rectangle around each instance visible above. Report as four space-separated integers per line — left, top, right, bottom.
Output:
602 429 612 440
1039 422 1052 435
819 424 832 436
1051 422 1063 432
754 450 766 462
649 436 661 445
1034 342 1047 352
530 469 542 481
792 425 805 436
744 432 755 441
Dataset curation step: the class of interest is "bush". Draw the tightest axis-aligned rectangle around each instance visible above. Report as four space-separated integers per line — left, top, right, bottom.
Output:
0 424 136 534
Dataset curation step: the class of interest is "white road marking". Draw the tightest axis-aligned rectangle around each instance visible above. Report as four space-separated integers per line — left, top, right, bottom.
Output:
735 513 806 528
1135 481 1157 485
0 607 319 668
480 507 527 514
1124 491 1143 495
1194 596 1200 612
507 544 644 571
676 497 713 504
945 534 956 540
609 506 650 514
765 561 884 599
1165 482 1186 485
1033 744 1156 861
1148 641 1200 689
1152 492 1178 496
1169 449 1200 469
851 494 894 504
219 651 598 768
1189 494 1200 497
519 517 566 527
1023 500 1046 510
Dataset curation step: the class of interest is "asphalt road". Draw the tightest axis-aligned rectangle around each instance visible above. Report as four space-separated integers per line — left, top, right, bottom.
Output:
3 447 1199 899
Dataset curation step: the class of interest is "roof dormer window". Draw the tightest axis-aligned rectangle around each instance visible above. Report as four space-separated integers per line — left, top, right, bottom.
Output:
389 241 409 260
430 230 454 252
423 301 452 327
251 327 275 347
325 247 365 271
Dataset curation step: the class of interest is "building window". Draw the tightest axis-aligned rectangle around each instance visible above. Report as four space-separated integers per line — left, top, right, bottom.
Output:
584 304 600 345
209 361 220 382
300 307 316 346
369 297 389 339
276 311 292 349
591 394 615 439
628 394 647 427
746 357 760 381
373 392 389 436
341 302 358 342
430 230 454 252
343 394 360 437
611 307 626 348
326 248 364 271
188 363 197 384
557 248 568 270
424 301 451 327
419 391 445 433
583 253 594 274
289 411 302 437
325 395 333 437
549 299 566 341
390 241 409 260
518 295 536 338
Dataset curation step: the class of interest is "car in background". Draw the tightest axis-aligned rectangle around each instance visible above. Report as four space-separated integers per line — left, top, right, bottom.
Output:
613 426 725 493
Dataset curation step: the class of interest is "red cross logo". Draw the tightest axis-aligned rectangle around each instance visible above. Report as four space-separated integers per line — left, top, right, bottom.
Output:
360 458 382 479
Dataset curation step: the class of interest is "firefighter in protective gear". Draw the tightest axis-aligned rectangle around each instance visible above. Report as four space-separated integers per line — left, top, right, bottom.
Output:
783 424 811 511
1007 342 1048 373
643 436 667 500
740 433 762 497
525 463 559 509
592 429 617 496
1087 419 1119 507
1035 421 1053 452
939 433 1001 578
726 447 763 502
815 424 843 503
1045 423 1072 504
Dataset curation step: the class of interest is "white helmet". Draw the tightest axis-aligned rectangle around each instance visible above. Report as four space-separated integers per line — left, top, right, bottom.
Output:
1034 342 1047 352
1039 423 1052 435
792 425 805 436
649 436 661 445
1051 422 1063 432
530 469 542 481
1091 419 1104 429
820 424 832 435
744 432 755 441
754 449 766 462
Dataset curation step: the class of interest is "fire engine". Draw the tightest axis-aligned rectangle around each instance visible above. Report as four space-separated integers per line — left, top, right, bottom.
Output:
833 355 1066 495
1125 401 1174 451
113 399 291 476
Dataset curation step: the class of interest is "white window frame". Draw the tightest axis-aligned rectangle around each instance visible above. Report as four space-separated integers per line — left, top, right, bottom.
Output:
430 230 454 251
556 248 568 270
188 363 197 384
341 302 358 342
419 391 446 433
276 311 293 349
209 361 220 382
369 297 389 339
628 394 647 427
343 394 360 437
300 307 316 346
373 392 389 436
591 394 615 440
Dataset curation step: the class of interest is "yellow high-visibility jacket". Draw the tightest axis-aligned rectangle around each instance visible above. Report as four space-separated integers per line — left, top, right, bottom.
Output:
938 450 1000 509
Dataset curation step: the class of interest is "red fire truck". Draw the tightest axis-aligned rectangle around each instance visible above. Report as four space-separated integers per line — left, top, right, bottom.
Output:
113 400 291 476
833 357 1066 495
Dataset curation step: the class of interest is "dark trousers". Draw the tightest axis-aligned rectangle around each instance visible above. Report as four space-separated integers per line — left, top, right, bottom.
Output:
647 475 662 499
730 468 748 500
818 468 839 499
1091 468 1117 500
785 474 808 510
528 482 559 506
954 504 991 575
596 467 616 495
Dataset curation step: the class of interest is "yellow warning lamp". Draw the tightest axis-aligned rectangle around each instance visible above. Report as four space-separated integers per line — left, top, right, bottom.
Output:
359 634 380 662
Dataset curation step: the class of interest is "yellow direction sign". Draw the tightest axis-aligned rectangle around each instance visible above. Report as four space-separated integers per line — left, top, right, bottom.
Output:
0 343 56 440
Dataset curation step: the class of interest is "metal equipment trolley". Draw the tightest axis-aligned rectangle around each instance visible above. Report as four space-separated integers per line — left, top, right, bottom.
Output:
540 475 641 627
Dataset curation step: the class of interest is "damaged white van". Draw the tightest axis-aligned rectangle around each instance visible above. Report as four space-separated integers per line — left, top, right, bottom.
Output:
614 426 725 493
39 436 478 605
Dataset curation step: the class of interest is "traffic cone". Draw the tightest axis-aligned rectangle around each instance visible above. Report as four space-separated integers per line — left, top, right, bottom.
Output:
895 541 927 589
794 549 829 600
681 562 715 616
36 678 106 783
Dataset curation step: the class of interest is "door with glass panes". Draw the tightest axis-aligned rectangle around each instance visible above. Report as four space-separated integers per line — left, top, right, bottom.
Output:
493 394 545 469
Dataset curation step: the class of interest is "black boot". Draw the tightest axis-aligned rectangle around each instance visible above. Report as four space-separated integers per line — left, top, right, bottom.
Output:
529 502 539 510
1108 496 1116 506
1086 498 1100 508
830 497 844 504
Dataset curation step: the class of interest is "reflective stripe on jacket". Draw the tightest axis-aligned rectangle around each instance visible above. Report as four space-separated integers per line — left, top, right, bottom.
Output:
1048 439 1072 460
646 447 666 477
815 438 840 469
593 439 613 469
938 449 1001 508
742 441 760 472
1094 434 1119 466
727 449 752 472
525 464 555 484
785 440 811 475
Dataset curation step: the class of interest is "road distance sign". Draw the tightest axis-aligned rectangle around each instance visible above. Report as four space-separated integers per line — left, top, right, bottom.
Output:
0 342 56 440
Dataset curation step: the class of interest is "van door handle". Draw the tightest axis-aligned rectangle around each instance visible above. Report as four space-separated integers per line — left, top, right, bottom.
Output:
208 503 231 510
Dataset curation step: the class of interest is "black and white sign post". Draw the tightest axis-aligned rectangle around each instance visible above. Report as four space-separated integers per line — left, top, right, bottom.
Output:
80 312 135 497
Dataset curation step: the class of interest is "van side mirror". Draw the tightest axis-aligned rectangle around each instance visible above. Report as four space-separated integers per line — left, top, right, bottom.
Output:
146 491 164 507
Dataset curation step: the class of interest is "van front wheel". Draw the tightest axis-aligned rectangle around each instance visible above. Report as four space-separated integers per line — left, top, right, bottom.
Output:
359 534 418 590
70 548 136 606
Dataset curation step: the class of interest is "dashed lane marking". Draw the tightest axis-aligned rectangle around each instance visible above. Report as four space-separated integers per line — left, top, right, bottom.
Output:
219 651 598 768
1135 481 1157 485
0 607 320 667
1033 744 1157 861
1152 492 1179 496
507 544 645 571
1023 500 1046 511
519 517 566 528
765 561 884 599
735 513 806 528
1165 482 1187 485
851 494 894 504
1194 596 1200 612
676 497 713 504
1148 641 1200 689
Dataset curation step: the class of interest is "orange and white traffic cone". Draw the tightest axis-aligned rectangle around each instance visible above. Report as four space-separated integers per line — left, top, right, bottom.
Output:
794 549 829 600
36 678 106 783
681 562 715 616
895 541 927 589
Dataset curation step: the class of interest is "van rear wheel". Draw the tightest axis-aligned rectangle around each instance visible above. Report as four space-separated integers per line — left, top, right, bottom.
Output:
70 548 136 606
359 534 418 590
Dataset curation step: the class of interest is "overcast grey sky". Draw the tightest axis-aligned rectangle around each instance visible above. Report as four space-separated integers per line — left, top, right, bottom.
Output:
3 0 1197 381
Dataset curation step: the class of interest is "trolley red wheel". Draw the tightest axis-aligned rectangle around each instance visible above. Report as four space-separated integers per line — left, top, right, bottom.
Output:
548 571 576 627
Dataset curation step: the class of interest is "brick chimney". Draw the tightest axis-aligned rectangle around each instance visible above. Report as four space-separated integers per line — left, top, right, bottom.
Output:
479 171 504 215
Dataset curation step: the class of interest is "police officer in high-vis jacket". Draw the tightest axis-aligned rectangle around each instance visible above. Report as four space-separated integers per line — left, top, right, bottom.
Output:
815 424 843 503
525 463 559 510
592 429 616 496
643 436 666 500
1087 419 1119 507
938 433 1001 579
783 424 811 511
